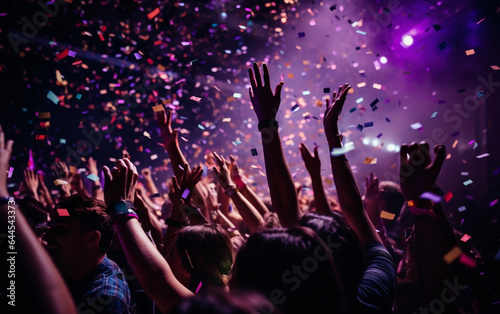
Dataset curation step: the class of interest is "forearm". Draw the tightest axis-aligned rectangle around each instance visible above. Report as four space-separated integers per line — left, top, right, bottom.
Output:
328 137 380 245
114 217 192 312
229 192 264 233
309 172 331 216
239 185 269 216
2 203 76 314
165 142 189 180
261 129 299 227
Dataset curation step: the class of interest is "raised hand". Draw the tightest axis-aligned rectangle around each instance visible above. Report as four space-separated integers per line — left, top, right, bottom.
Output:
103 158 139 205
248 62 284 122
88 157 99 176
52 160 71 182
229 155 246 189
157 110 179 148
141 168 152 180
24 168 39 200
0 125 13 198
323 83 351 140
399 142 446 200
299 143 321 175
211 152 233 188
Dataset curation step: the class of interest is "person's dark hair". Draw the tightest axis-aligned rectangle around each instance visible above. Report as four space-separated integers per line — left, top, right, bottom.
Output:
230 226 344 314
52 194 114 254
299 211 364 312
379 181 405 218
169 290 282 314
18 196 48 231
175 224 233 293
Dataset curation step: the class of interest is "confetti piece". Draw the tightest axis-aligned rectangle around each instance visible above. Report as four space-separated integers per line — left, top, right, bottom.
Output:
431 112 438 118
459 253 476 268
476 153 489 159
369 98 379 107
190 96 202 103
302 91 311 95
291 104 300 112
36 135 45 140
56 49 69 60
68 50 76 58
38 112 51 119
372 83 382 89
465 49 475 56
433 24 441 31
463 179 473 186
76 94 82 100
444 191 453 202
349 108 357 113
148 7 160 19
420 192 441 203
251 148 258 156
364 122 373 127
410 122 422 129
329 4 336 11
491 65 500 70
438 41 447 50
222 118 231 122
443 246 462 264
60 139 66 144
87 174 99 182
288 73 294 79
376 133 383 138
458 206 466 212
181 189 190 199
380 211 395 220
54 179 68 186
298 32 305 38
385 117 391 123
356 124 364 131
460 234 471 242
134 52 142 60
324 88 330 93
143 131 151 139
451 131 460 137
364 157 377 164
331 142 355 156
7 167 14 178
152 104 164 112
47 90 59 104
490 199 499 207
57 208 70 216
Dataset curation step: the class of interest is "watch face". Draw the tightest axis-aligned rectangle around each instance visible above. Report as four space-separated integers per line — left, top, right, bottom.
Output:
115 202 128 214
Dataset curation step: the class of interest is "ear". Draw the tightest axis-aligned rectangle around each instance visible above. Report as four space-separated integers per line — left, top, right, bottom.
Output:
86 230 101 248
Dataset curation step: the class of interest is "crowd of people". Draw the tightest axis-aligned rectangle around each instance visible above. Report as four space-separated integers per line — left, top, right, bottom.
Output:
1 63 498 313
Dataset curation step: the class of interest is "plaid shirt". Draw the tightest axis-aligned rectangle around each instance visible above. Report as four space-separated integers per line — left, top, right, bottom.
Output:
67 256 134 314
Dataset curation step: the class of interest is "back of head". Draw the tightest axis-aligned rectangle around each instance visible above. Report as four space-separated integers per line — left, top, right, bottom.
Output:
379 181 405 218
18 196 48 231
175 224 233 293
52 194 114 254
169 290 282 314
230 227 344 314
299 211 364 311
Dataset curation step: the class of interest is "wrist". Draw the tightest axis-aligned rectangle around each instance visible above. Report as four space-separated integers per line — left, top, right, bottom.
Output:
107 200 139 225
258 118 279 132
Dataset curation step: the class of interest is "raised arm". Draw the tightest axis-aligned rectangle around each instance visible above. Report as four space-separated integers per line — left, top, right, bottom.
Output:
323 84 381 246
212 152 264 233
0 126 76 314
399 143 457 301
248 62 298 227
157 110 209 218
299 143 331 216
23 168 40 201
229 156 269 216
103 158 192 313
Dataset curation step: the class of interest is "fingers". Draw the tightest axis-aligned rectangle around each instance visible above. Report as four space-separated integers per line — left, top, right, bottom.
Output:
263 63 271 87
400 144 409 165
418 142 431 166
299 143 312 159
156 110 166 126
274 81 284 98
313 146 318 159
248 87 254 99
0 125 4 149
430 145 446 176
253 62 263 87
103 166 112 187
248 67 257 89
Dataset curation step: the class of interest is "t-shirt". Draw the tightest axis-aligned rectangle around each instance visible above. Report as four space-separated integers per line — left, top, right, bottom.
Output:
67 256 134 314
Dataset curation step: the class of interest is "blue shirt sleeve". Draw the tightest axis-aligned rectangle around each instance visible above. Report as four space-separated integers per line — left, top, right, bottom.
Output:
357 242 396 313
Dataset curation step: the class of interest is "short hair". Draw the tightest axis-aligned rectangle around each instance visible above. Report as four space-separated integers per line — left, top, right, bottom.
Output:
52 194 114 254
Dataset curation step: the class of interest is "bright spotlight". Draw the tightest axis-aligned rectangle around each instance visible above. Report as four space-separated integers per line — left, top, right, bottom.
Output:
401 35 414 48
380 56 388 64
387 144 396 152
371 139 379 147
362 138 370 145
395 145 401 152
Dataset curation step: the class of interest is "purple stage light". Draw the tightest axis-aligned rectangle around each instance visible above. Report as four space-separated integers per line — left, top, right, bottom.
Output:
401 35 414 48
